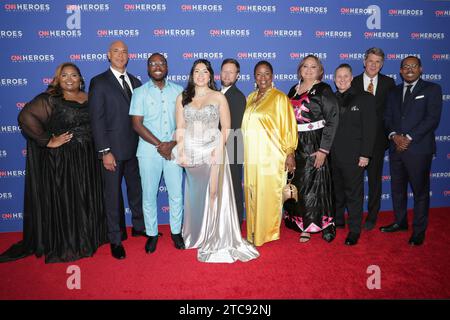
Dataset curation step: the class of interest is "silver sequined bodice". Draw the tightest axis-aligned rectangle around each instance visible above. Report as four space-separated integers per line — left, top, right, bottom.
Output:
183 104 221 166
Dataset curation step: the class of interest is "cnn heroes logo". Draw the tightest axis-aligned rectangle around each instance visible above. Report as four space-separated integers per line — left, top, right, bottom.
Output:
66 4 110 12
123 3 166 12
153 29 195 37
4 3 50 12
180 4 222 12
236 5 276 13
10 54 54 63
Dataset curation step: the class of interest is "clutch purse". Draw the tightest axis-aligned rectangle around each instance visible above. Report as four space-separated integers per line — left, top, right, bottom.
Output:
282 171 298 203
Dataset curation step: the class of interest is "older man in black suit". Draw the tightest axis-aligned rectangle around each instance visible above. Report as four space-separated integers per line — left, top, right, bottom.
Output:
220 58 247 226
352 47 396 230
331 64 377 245
88 40 146 259
380 56 442 246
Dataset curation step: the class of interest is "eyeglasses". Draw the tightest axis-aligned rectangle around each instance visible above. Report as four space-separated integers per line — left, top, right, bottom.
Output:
149 61 167 67
401 64 419 70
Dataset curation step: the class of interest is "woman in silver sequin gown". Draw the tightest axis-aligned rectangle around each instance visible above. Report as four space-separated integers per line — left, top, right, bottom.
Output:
174 59 259 263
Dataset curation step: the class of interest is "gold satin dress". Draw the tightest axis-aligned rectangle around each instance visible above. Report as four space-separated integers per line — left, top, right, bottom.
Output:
242 88 298 246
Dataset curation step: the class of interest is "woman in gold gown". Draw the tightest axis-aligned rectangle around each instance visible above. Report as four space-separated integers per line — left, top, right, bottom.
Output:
242 60 298 246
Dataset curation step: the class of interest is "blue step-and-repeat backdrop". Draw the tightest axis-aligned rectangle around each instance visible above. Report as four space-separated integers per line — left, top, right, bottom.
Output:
0 1 449 232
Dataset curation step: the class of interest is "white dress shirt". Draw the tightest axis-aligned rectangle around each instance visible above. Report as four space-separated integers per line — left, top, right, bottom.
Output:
221 85 231 94
363 72 378 95
110 66 134 93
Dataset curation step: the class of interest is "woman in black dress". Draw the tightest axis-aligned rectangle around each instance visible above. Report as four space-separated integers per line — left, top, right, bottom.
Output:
0 62 108 263
283 55 339 243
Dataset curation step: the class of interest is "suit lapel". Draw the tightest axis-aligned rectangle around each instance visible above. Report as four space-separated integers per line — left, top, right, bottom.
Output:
403 79 424 116
375 75 383 98
224 84 235 99
107 69 130 103
352 75 364 92
127 73 138 90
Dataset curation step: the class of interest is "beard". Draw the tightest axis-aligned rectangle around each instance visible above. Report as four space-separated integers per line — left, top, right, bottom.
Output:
221 80 235 88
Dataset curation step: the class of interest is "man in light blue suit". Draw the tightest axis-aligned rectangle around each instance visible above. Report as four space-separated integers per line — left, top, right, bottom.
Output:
130 53 185 253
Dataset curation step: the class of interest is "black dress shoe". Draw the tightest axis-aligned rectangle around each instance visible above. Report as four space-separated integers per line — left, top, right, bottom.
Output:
409 233 425 246
322 225 336 243
131 228 147 237
345 232 360 246
110 244 126 260
171 233 185 250
145 233 162 253
379 223 408 233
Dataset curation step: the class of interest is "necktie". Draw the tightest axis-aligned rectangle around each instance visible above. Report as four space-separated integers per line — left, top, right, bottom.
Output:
403 85 412 103
367 79 374 95
120 74 132 100
402 84 412 114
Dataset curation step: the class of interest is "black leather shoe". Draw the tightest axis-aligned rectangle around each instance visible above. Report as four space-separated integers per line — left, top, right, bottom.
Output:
345 232 360 246
145 233 162 253
171 233 185 250
110 244 126 260
322 225 336 243
131 228 147 237
379 223 408 233
408 233 425 246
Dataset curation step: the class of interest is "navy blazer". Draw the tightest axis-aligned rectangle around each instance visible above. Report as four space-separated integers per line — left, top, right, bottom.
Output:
88 69 142 160
384 79 442 155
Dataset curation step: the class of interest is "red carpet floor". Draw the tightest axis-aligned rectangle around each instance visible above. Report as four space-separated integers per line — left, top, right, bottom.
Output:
0 208 449 300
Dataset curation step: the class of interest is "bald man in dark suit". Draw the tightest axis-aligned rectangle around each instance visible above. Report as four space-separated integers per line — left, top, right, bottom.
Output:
89 41 145 260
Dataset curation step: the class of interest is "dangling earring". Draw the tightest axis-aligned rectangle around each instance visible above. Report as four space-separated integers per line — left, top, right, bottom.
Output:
79 83 82 90
271 82 274 88
254 82 258 90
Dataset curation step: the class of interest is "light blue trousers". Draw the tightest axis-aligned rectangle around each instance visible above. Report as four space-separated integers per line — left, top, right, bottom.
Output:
138 155 183 236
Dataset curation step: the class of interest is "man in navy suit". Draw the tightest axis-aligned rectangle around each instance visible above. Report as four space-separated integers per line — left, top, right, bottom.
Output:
352 48 396 230
380 56 442 246
88 40 146 259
